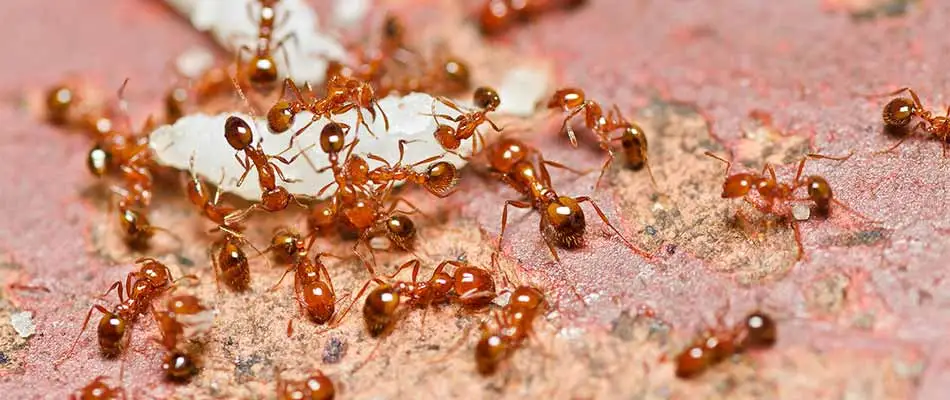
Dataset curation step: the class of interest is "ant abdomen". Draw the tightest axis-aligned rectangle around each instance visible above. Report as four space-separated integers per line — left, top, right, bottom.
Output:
805 176 833 215
217 240 251 291
739 312 777 350
424 161 459 195
96 312 126 357
301 281 335 324
385 214 416 250
674 343 710 379
163 350 199 382
224 116 254 151
475 332 508 375
621 124 648 170
882 97 915 127
268 100 297 133
543 196 586 248
363 284 400 337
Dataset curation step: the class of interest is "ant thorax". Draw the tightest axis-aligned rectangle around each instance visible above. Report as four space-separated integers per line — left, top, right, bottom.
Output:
150 93 476 201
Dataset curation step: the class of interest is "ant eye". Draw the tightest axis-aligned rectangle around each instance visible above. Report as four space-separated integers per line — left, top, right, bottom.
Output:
882 97 915 127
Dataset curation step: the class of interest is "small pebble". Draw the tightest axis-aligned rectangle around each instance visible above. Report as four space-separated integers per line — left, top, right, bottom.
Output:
792 204 811 221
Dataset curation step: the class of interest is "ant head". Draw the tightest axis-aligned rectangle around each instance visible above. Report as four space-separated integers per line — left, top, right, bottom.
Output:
382 13 405 43
267 100 296 133
167 295 205 316
302 280 335 324
434 125 461 150
510 286 545 311
425 161 460 195
473 86 501 111
262 186 292 211
545 196 586 240
442 58 471 93
475 332 509 375
120 208 153 242
224 116 254 151
304 373 335 399
346 155 369 181
248 56 279 86
138 259 171 288
270 229 303 263
87 145 111 177
320 122 347 154
386 214 416 244
721 173 758 198
342 196 378 230
162 351 199 382
548 88 585 110
882 97 916 127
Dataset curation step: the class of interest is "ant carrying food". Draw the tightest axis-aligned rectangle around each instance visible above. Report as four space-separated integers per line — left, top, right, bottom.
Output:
879 88 950 156
674 310 777 379
546 87 656 188
429 87 502 156
222 115 312 225
487 138 652 262
268 74 389 142
475 286 546 375
704 151 872 259
57 258 195 364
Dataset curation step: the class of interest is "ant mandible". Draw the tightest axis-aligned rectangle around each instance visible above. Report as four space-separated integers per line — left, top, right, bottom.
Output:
704 151 871 259
487 138 652 262
429 86 503 155
222 115 311 226
879 88 950 156
547 88 656 188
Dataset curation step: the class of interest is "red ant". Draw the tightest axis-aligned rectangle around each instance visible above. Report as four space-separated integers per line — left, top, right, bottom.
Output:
334 258 497 337
704 151 871 259
546 87 656 188
70 376 126 400
487 138 652 262
265 227 307 266
276 368 335 400
234 0 297 90
879 88 950 156
56 258 194 364
675 310 776 379
478 0 587 36
428 87 503 155
475 285 546 375
268 74 389 143
222 115 312 226
269 238 347 333
366 139 460 198
153 294 210 382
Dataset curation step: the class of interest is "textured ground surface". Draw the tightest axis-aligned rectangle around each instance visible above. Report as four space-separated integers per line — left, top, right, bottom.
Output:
1 0 949 398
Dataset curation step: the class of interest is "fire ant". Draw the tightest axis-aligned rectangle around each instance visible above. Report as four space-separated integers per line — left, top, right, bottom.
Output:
487 138 652 262
674 310 777 379
222 115 312 226
234 0 297 90
57 258 194 363
429 87 503 155
366 139 460 198
276 368 335 400
879 88 950 156
265 227 306 266
478 0 587 36
70 376 126 400
546 87 656 188
337 258 497 337
704 151 871 259
153 294 210 382
475 286 546 375
269 239 346 331
268 74 389 142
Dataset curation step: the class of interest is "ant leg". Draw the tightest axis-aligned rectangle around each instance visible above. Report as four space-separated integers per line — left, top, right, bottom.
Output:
792 222 805 261
234 153 254 187
434 96 466 114
270 163 301 184
375 100 390 131
268 265 297 292
560 103 590 147
55 304 110 367
386 259 422 281
272 32 299 76
539 214 563 263
497 200 534 251
286 115 319 151
224 204 262 226
703 151 735 176
326 278 380 328
807 151 854 162
574 196 653 259
594 152 615 190
98 280 125 303
541 158 592 176
387 197 430 219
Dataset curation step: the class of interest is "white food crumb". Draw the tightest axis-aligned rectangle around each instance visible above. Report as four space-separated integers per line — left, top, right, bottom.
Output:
333 0 370 27
175 47 216 80
150 93 477 201
496 67 551 116
11 311 35 338
792 204 811 221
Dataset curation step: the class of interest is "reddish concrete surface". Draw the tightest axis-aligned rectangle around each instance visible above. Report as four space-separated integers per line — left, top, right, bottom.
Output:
0 0 948 399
